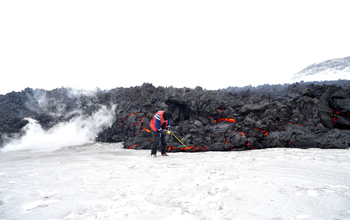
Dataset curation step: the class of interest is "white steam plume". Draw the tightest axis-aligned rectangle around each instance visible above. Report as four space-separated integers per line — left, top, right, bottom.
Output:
1 105 116 152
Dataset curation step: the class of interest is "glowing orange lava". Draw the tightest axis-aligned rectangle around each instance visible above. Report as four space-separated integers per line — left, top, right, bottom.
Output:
168 145 208 152
215 118 236 123
254 128 268 137
208 116 236 123
141 124 151 133
129 143 137 149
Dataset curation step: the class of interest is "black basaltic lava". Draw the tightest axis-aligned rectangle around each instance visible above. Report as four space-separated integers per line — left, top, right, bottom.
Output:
1 81 350 151
96 82 350 151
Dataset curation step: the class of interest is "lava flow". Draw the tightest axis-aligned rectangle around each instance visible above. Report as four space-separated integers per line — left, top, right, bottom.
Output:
168 145 208 152
129 112 140 117
129 143 138 149
141 124 151 133
208 116 236 123
254 128 268 137
332 109 346 123
216 118 236 123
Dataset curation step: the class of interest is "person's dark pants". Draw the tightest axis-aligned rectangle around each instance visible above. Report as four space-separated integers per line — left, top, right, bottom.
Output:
151 130 167 155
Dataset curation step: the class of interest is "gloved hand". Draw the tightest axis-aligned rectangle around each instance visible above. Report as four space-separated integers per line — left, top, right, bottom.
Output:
162 130 172 135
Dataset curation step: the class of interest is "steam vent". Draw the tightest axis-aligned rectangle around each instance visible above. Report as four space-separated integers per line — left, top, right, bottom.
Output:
1 81 350 151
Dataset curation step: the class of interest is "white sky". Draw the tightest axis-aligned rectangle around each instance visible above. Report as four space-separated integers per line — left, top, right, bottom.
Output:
1 0 350 94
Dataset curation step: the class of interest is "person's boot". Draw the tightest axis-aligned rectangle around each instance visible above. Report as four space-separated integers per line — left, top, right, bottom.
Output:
151 154 157 157
162 153 168 156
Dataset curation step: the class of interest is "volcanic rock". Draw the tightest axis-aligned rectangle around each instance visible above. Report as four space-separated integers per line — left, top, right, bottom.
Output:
1 81 350 151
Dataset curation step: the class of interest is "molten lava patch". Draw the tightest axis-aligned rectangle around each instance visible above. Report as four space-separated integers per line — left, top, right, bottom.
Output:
129 143 138 149
168 145 208 152
254 128 268 137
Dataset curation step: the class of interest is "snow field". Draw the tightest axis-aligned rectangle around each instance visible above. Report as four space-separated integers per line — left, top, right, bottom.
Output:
0 143 350 220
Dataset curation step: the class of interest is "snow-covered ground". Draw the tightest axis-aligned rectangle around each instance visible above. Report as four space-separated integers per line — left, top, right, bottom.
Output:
1 143 349 220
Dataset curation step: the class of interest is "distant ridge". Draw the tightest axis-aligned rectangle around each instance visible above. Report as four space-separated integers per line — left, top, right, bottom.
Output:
292 56 350 82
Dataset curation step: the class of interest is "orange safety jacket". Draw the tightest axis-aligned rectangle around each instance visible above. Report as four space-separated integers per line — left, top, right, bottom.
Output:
150 111 170 132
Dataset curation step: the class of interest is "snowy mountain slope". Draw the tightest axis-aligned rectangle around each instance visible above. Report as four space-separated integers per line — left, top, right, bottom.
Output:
292 56 350 82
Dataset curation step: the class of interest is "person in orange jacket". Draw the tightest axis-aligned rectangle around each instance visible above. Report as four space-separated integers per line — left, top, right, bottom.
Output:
150 111 172 157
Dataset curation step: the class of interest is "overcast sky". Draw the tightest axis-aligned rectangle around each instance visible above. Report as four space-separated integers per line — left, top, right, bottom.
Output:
1 0 349 94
